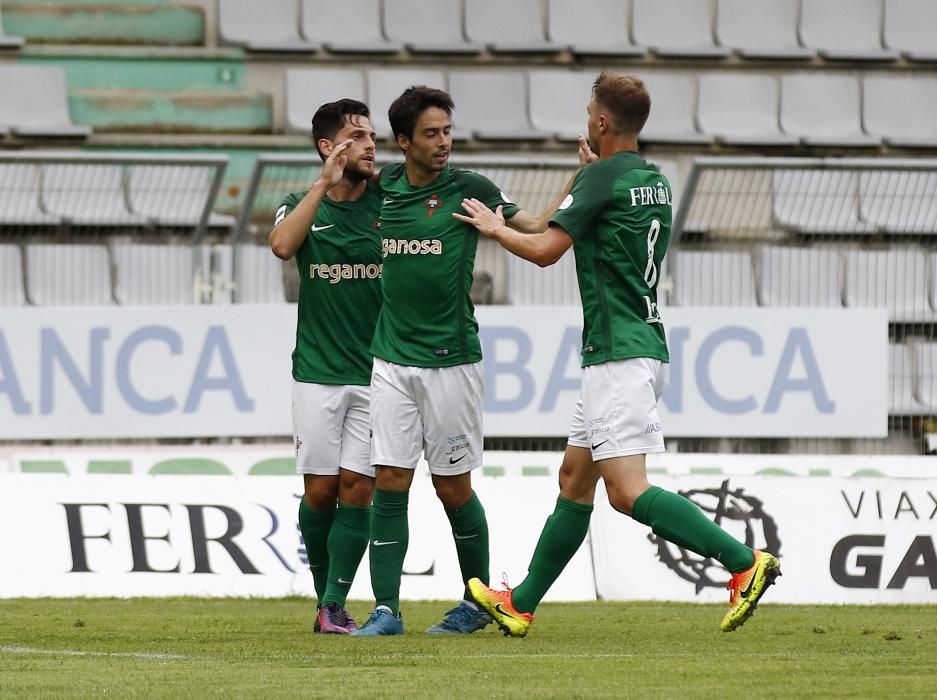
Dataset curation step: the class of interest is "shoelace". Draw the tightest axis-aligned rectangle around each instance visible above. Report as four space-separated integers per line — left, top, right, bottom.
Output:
500 571 513 591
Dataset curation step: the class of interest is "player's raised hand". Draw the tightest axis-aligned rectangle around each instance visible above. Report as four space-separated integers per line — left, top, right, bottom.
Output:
317 139 353 188
577 133 598 165
453 198 504 237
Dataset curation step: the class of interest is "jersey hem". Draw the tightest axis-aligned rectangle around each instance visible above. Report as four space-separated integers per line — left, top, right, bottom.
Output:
370 351 483 369
581 351 670 368
292 374 372 386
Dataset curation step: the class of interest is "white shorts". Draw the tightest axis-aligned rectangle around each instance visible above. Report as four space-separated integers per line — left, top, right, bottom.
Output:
568 357 667 461
370 358 483 476
292 380 374 477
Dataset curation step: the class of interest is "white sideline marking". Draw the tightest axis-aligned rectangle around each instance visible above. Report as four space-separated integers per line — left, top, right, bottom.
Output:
0 645 188 661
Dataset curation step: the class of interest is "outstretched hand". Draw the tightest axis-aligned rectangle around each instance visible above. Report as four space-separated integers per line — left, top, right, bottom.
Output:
453 198 504 237
317 139 353 188
577 133 598 165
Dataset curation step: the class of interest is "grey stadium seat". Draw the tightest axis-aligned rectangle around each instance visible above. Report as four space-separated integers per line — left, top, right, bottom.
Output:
0 244 26 307
844 247 936 322
447 71 548 141
43 164 148 226
233 244 286 303
285 68 366 135
301 0 400 53
0 65 90 138
128 166 235 228
715 0 813 59
863 76 937 148
772 170 876 235
671 250 757 306
366 68 446 139
465 0 563 53
696 74 798 146
384 0 483 54
0 164 60 225
799 0 899 61
112 243 208 305
859 171 937 235
884 0 937 61
547 0 645 57
913 342 937 411
528 70 595 140
632 0 731 58
780 74 880 147
218 0 318 51
639 73 712 145
26 244 113 306
757 245 842 307
889 342 921 415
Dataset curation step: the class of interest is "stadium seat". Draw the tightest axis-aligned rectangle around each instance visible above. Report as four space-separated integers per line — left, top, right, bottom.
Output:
883 0 937 61
301 0 401 53
715 0 813 59
218 0 319 52
464 0 563 53
670 250 757 306
696 74 798 146
232 244 286 303
780 74 881 147
889 342 922 415
0 163 61 225
0 3 25 49
447 71 549 141
112 243 207 305
546 0 645 56
0 65 91 138
25 244 114 306
757 245 842 307
0 244 26 306
799 0 899 61
912 342 937 411
384 0 483 54
366 68 447 139
844 247 936 322
284 68 366 135
859 171 937 235
631 0 731 58
863 76 937 148
639 73 713 145
507 249 580 305
127 166 236 228
772 170 876 235
528 70 595 140
43 164 148 226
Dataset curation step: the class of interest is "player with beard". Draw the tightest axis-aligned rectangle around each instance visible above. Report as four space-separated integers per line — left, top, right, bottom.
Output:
270 99 383 635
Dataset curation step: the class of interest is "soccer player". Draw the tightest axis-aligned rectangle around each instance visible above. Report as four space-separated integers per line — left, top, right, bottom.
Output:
270 99 383 635
351 86 567 637
455 72 782 637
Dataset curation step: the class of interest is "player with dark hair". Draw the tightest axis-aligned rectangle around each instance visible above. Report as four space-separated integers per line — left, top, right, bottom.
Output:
455 72 781 637
351 85 574 636
270 98 383 635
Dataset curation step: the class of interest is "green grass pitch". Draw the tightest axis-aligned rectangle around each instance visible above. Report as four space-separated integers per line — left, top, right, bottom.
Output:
1 598 934 698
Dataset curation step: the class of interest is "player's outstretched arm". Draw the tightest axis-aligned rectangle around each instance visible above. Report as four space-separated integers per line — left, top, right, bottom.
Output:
269 139 353 260
454 198 573 268
505 134 596 234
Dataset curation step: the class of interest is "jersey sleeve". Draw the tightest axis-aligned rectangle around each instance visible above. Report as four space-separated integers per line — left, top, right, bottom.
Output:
549 165 612 241
458 170 521 220
274 192 302 227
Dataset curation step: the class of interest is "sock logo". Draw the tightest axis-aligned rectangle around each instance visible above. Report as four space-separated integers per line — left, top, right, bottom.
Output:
372 540 400 547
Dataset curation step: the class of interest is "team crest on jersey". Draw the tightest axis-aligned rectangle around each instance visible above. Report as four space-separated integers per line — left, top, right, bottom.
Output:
424 194 443 217
373 219 382 229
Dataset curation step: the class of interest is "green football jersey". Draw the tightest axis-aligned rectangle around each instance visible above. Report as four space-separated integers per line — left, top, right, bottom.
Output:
550 151 671 368
277 181 383 385
370 163 519 368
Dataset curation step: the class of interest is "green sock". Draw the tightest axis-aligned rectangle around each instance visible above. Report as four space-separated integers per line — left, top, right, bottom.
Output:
320 502 370 608
445 491 490 600
632 486 755 573
512 497 593 614
298 497 335 602
369 489 409 616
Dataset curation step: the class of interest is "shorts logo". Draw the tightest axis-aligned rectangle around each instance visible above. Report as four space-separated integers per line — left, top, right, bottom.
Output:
591 440 608 450
645 422 661 434
449 454 468 465
424 193 443 217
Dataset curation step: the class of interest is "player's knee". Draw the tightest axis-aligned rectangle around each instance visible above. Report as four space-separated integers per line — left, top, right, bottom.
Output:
303 487 337 512
605 483 636 516
432 478 472 510
340 472 375 507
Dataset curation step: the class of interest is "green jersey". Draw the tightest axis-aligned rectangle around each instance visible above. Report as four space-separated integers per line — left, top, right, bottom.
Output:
371 163 519 367
277 181 383 385
551 151 671 368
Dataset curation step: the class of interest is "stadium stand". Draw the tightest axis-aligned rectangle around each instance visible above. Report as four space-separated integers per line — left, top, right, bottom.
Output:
883 0 937 61
771 170 876 235
0 65 91 138
756 245 842 308
447 70 549 141
0 243 26 306
779 74 880 147
528 70 596 140
639 72 712 145
863 76 937 148
464 0 563 54
844 247 936 322
889 342 922 415
670 250 757 306
631 0 730 58
285 68 366 135
25 243 114 306
218 0 319 52
112 242 206 305
0 1 23 49
301 0 401 53
0 164 60 225
799 0 900 61
696 74 797 147
366 68 447 139
384 0 483 54
714 0 813 60
859 170 937 233
546 0 644 57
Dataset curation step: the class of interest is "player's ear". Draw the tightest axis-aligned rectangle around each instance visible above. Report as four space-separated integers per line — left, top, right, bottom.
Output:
396 133 410 153
318 138 333 157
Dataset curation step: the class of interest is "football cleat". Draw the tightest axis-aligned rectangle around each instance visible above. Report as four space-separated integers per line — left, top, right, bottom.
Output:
349 606 404 636
341 607 359 633
467 577 533 638
425 600 492 635
315 603 349 635
721 550 782 632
